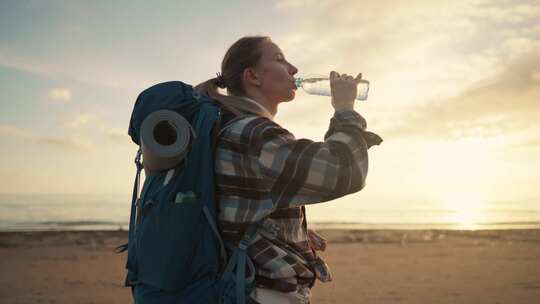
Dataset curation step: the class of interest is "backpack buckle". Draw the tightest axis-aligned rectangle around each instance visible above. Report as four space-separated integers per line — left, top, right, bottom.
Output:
134 148 143 171
238 224 258 250
238 238 250 250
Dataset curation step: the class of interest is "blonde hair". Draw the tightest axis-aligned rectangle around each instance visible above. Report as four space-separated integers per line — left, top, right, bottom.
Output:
195 36 273 119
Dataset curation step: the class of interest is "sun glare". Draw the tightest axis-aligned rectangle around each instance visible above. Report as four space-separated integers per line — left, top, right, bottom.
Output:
417 138 500 230
439 188 488 230
452 206 485 230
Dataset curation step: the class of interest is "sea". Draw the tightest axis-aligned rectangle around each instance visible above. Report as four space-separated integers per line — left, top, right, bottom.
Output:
1 193 540 231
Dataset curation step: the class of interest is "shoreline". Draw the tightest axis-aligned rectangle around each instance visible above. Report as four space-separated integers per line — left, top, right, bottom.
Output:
1 228 539 247
3 220 540 233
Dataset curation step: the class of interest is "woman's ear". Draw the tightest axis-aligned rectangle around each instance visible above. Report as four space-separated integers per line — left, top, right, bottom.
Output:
243 67 262 88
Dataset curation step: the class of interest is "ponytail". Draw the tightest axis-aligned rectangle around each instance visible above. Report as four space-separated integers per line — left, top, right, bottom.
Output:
195 77 272 120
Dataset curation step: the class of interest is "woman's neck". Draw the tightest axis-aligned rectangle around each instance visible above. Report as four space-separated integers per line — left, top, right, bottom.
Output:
243 92 277 119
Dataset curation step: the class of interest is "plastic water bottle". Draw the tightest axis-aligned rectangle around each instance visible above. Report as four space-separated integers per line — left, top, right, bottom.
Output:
295 74 370 101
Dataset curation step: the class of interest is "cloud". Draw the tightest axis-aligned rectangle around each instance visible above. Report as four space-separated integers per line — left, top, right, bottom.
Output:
1 124 96 151
0 48 155 91
274 0 540 107
468 1 540 24
48 88 72 103
382 51 540 139
0 124 32 139
512 138 540 149
108 127 131 144
64 114 97 128
531 70 540 82
2 118 127 151
38 137 95 151
271 0 540 141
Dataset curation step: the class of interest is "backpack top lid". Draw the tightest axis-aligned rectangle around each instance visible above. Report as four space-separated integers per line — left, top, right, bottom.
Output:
128 81 213 145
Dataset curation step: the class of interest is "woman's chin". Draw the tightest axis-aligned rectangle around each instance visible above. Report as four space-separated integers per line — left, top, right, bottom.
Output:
283 91 296 102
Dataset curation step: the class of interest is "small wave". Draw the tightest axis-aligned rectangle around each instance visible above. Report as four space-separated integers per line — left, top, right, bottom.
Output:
0 220 129 232
36 220 126 226
309 221 540 230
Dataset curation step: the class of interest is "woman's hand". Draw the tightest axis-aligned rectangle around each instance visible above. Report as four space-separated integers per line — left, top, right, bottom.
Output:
330 71 363 111
307 229 327 251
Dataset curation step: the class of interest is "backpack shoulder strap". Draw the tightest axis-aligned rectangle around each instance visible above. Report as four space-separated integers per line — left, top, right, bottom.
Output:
221 223 258 304
115 148 143 254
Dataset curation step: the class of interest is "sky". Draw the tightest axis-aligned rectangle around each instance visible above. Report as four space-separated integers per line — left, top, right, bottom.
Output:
1 0 539 225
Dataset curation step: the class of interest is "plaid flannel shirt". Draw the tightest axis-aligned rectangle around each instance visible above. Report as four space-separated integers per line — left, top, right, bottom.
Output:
215 108 371 293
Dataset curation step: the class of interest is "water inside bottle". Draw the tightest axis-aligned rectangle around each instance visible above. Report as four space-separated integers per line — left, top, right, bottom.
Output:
295 75 369 101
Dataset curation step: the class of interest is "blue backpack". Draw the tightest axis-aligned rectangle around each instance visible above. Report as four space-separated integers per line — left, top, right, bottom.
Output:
119 81 256 304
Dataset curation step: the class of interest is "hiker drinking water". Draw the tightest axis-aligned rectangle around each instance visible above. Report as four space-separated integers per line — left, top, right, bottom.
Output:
194 36 382 303
124 35 381 303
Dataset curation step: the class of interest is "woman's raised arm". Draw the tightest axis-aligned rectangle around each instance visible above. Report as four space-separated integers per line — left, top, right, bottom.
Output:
255 109 370 209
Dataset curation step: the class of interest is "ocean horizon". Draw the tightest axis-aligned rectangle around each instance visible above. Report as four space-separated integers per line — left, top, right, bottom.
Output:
1 193 540 232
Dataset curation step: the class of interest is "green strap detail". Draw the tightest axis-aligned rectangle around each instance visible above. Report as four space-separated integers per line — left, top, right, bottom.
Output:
174 191 198 204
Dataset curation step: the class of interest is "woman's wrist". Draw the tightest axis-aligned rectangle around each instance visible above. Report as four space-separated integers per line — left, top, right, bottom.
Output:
333 104 355 112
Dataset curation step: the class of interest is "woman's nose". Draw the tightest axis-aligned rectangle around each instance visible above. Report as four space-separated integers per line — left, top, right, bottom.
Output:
289 64 298 75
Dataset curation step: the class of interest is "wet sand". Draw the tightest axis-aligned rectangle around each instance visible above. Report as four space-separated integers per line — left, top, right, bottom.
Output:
1 229 539 303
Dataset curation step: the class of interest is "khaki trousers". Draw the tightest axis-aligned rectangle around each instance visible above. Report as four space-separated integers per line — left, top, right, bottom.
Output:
250 287 310 304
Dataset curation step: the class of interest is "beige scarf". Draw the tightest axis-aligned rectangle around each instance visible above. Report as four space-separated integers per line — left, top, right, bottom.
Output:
232 96 274 120
195 79 274 121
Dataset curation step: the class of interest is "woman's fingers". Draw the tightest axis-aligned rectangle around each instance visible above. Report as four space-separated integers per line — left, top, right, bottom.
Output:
351 73 363 84
330 71 363 82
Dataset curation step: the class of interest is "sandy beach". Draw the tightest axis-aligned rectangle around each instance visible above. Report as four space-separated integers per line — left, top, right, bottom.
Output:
1 229 539 304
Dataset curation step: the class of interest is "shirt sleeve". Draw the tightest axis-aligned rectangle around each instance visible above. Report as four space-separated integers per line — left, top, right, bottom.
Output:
255 109 370 209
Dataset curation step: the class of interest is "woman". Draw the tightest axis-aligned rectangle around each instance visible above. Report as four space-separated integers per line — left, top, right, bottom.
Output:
196 36 380 304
